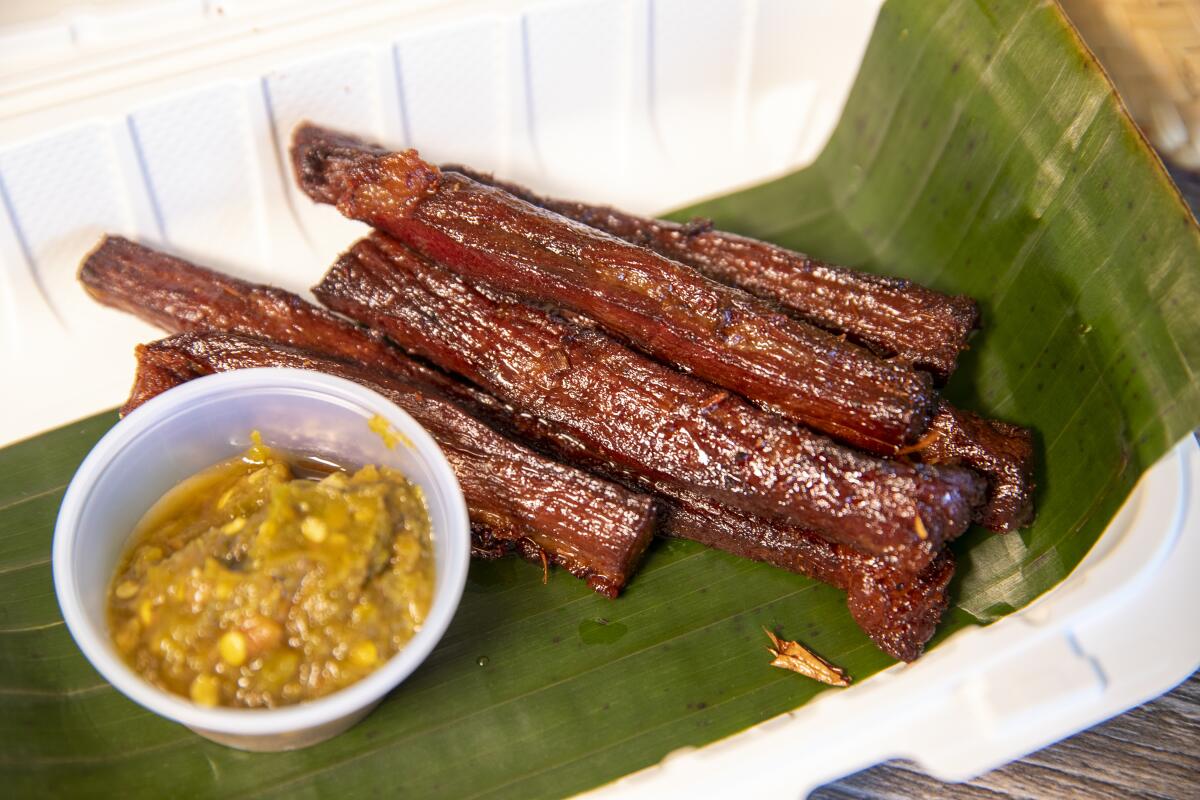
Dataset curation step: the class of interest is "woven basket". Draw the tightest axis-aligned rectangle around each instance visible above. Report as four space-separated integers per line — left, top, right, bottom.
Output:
1060 0 1200 168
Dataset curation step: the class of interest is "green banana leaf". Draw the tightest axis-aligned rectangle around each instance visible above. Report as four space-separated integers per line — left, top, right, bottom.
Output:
2 0 1198 796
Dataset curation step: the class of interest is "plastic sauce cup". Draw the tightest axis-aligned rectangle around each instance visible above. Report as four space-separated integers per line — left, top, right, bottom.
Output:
53 368 471 751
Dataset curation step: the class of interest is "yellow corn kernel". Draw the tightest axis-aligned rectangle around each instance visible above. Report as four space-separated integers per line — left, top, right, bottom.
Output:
114 580 139 600
219 631 248 666
138 599 154 625
349 641 377 667
189 674 221 707
301 516 328 543
221 517 246 535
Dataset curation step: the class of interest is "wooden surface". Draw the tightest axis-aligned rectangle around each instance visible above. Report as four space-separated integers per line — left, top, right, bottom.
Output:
1058 0 1200 168
814 671 1199 799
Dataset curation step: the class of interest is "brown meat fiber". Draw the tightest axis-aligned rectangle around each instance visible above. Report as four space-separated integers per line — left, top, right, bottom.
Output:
314 233 985 574
446 164 979 382
291 124 939 455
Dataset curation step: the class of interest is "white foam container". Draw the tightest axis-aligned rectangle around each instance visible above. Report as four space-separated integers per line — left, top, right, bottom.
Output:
1 0 1197 795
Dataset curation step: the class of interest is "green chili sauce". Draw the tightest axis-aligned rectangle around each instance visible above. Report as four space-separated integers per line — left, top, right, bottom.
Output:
107 434 434 708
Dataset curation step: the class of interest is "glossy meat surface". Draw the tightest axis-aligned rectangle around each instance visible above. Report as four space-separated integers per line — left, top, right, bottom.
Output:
81 235 483 407
425 178 1034 532
447 165 979 382
483 406 953 661
124 333 657 598
926 402 1037 531
315 234 985 572
292 125 938 455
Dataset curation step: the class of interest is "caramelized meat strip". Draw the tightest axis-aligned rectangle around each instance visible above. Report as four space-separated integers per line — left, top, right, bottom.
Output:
124 333 658 598
430 176 1035 532
315 234 985 573
925 403 1036 531
481 406 952 661
292 125 938 455
123 332 519 565
447 165 978 382
87 238 951 656
80 235 483 407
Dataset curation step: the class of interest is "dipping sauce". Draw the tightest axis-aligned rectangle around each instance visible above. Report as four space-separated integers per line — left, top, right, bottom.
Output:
107 434 434 708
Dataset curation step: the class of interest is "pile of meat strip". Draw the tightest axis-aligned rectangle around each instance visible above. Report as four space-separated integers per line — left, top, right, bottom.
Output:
79 124 1035 663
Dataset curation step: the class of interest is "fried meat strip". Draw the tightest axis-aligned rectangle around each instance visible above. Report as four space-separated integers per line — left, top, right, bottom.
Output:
291 125 938 455
81 236 485 407
314 234 985 573
925 403 1036 531
123 334 657 598
438 172 1035 531
446 164 978 382
489 407 954 662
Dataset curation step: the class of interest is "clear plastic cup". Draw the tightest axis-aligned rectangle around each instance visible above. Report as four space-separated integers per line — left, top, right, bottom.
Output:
53 368 470 751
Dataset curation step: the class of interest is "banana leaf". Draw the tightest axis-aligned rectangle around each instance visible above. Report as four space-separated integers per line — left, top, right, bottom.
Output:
1 0 1198 796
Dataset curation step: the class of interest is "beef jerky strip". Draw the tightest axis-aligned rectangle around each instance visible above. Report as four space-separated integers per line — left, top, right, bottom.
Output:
80 235 484 408
447 164 978 382
481 405 952 661
315 234 984 572
488 386 952 660
79 236 663 578
88 247 953 659
124 332 657 598
444 171 1035 532
924 403 1036 531
291 125 937 455
121 328 522 565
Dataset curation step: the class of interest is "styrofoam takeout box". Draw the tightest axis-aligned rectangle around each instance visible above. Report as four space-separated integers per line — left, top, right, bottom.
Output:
1 0 1197 795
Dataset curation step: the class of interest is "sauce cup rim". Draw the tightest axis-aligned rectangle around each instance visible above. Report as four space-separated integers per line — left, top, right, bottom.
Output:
52 367 471 737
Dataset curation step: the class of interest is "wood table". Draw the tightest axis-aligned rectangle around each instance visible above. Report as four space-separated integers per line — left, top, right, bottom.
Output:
815 671 1199 798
